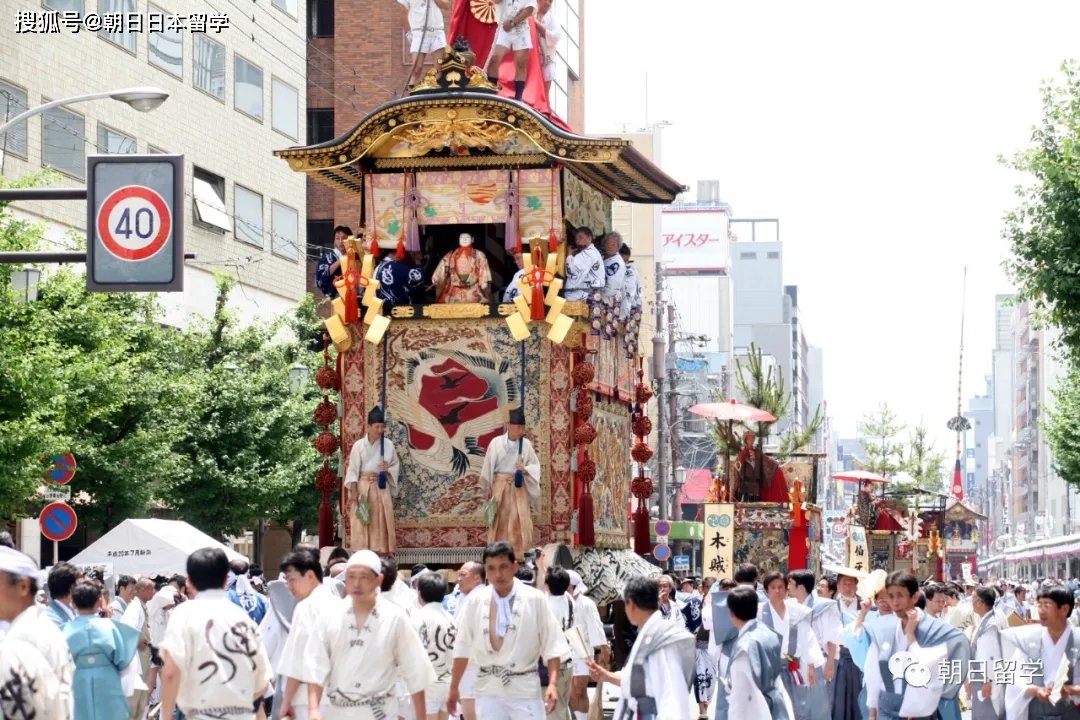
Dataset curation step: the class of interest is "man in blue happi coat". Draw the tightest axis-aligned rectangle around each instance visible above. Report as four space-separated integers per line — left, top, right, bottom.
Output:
314 225 351 299
374 238 426 308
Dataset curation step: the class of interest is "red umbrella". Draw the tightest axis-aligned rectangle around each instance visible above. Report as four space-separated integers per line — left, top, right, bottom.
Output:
688 400 776 500
831 470 891 484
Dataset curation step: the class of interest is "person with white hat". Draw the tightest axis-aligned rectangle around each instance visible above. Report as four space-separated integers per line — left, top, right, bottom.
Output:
820 564 868 720
158 547 273 720
566 570 607 720
299 549 436 720
481 407 542 559
0 545 75 719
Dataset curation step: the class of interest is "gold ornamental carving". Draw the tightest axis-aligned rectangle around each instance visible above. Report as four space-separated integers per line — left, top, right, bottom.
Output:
470 0 496 23
562 300 588 317
391 306 417 318
395 120 514 155
421 303 492 319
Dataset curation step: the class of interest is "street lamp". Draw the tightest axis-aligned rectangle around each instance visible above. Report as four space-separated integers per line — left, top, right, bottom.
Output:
0 87 170 136
288 363 310 393
10 268 41 303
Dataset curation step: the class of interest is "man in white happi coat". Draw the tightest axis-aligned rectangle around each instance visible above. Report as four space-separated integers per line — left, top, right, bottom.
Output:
0 637 68 719
119 577 154 719
301 550 435 720
586 576 694 720
566 571 607 720
760 571 825 720
598 232 625 303
276 546 342 720
159 547 272 720
788 569 841 717
503 252 527 303
535 0 561 96
0 546 74 720
542 566 577 720
399 0 450 89
481 407 542 559
1003 584 1080 720
563 227 605 301
448 541 571 719
412 572 458 720
968 585 1004 720
442 562 486 720
483 0 538 101
618 244 642 321
345 406 401 555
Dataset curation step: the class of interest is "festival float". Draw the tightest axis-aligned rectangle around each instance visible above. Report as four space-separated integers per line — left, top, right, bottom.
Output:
274 41 683 604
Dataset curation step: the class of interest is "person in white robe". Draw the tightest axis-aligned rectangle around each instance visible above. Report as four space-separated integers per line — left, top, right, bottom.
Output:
535 0 561 95
598 232 625 304
118 577 154 717
968 585 1004 720
145 583 179 708
864 572 967 720
448 542 571 720
503 252 527 303
618 245 643 321
542 567 576 720
0 637 68 719
300 550 435 720
656 575 685 626
1003 584 1080 720
789 569 841 715
344 406 401 555
443 562 486 720
566 571 608 720
760 571 825 720
586 576 695 720
159 547 273 720
480 408 541 559
412 572 458 720
0 546 75 720
563 228 605 301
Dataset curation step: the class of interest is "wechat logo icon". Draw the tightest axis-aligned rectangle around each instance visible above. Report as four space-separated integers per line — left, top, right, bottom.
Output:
888 650 931 688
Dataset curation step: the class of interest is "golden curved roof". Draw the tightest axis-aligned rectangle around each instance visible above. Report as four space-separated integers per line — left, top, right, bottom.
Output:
273 93 685 204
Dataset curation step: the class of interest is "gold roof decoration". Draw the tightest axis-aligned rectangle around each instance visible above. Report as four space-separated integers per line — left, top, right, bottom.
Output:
273 48 685 204
945 498 987 520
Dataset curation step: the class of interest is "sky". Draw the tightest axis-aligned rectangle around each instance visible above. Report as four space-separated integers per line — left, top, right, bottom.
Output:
584 1 1080 455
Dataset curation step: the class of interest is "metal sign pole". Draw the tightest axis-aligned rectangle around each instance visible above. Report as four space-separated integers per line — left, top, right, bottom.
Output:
53 540 58 566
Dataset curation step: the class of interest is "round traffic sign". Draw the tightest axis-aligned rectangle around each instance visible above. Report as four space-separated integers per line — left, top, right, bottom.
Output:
653 544 672 561
43 453 77 485
654 520 671 537
39 502 78 542
97 185 172 261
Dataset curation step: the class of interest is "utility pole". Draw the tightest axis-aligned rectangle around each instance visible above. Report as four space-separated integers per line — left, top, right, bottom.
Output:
668 303 679 520
654 262 668 523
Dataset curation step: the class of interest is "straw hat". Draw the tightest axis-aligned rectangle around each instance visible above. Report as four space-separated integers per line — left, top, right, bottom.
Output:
821 564 869 580
857 569 888 599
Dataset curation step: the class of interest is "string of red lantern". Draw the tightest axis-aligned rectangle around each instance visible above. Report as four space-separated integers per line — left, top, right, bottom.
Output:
313 334 340 548
630 357 654 555
573 344 597 547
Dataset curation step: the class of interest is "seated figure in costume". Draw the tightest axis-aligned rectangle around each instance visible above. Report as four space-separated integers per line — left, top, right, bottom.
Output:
480 407 541 558
344 406 400 555
432 232 492 303
734 431 789 503
864 571 970 720
374 239 425 308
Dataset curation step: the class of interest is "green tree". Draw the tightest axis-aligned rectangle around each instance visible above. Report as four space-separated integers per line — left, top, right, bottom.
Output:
159 276 323 540
0 177 181 527
858 403 907 478
1003 60 1080 362
898 424 948 497
1044 368 1080 487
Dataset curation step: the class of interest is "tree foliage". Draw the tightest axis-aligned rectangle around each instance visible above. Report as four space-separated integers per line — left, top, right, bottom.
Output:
1044 368 1080 488
898 425 948 498
857 403 907 478
1003 60 1080 362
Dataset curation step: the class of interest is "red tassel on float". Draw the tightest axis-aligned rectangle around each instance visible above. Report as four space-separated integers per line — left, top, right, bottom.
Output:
396 238 406 260
369 238 380 260
633 502 651 555
549 228 558 254
578 492 595 547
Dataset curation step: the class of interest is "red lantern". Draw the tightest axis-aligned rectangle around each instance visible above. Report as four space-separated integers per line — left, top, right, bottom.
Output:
315 464 337 493
575 391 594 421
315 366 340 391
631 442 654 464
574 423 597 446
630 476 654 499
635 383 653 406
313 400 337 428
313 431 339 455
632 415 652 438
572 361 595 387
577 459 597 485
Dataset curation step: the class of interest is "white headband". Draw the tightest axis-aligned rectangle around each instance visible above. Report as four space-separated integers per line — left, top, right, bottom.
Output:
345 550 382 576
0 547 43 585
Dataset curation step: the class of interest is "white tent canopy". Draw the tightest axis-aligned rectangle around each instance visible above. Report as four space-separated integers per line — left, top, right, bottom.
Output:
69 519 246 577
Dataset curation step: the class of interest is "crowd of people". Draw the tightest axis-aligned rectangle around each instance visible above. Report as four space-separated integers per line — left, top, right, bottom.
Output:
5 523 1080 720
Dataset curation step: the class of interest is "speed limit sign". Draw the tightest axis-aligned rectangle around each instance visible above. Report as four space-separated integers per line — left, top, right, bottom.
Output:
87 154 184 292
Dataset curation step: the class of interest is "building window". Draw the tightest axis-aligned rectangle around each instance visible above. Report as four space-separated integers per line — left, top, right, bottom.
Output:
307 108 334 144
550 81 568 121
0 81 29 158
740 251 756 260
271 78 299 140
272 201 299 260
307 219 335 252
309 0 334 37
194 35 226 100
192 167 231 232
967 472 975 484
44 0 82 10
273 0 298 16
99 0 136 52
41 103 85 180
234 56 264 121
234 185 264 247
97 125 136 154
767 251 780 259
966 448 975 458
149 5 183 77
148 146 167 154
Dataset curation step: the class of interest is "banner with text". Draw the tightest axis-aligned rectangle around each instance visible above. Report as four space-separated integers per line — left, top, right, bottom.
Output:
846 523 869 574
703 503 736 578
